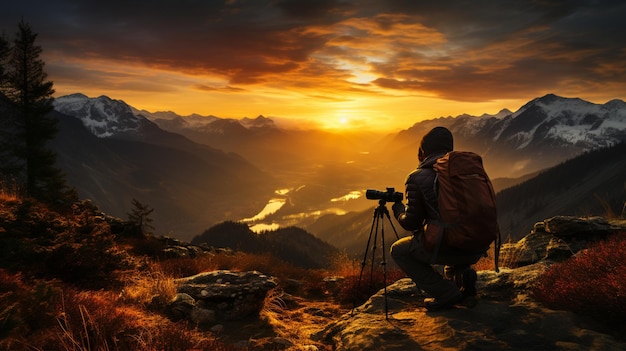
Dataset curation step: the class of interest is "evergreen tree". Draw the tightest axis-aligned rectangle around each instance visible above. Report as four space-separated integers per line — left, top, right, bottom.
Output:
0 32 17 177
0 20 74 205
127 198 155 236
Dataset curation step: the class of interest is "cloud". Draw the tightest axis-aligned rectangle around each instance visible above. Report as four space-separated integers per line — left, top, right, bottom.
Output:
1 0 625 106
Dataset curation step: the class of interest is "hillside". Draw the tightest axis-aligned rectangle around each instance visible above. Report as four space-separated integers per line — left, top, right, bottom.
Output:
191 221 339 269
496 141 626 240
48 109 276 241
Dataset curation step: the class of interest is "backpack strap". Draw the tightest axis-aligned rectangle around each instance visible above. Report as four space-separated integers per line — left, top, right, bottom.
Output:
485 173 501 273
424 173 445 263
494 228 501 273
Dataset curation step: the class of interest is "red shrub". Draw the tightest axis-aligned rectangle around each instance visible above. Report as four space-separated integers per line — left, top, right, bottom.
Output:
532 232 626 325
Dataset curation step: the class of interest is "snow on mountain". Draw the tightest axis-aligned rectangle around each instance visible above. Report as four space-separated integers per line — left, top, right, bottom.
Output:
132 107 221 128
55 93 625 156
54 94 144 138
240 115 276 129
133 106 275 132
498 94 626 149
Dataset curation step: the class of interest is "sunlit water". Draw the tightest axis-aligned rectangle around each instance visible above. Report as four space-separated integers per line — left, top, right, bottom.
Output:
241 198 287 222
242 188 363 233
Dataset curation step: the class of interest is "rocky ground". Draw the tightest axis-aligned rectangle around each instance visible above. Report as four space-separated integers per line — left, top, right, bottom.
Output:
240 216 626 350
165 216 626 350
315 267 625 351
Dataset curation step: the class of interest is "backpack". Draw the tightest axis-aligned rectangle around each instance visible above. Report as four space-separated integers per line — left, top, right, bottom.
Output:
426 151 501 271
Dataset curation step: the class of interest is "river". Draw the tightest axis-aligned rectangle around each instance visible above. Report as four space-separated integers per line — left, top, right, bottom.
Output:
241 187 367 233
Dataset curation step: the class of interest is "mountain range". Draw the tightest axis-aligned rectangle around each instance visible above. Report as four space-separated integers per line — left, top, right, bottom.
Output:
378 94 626 180
50 94 276 241
42 93 626 244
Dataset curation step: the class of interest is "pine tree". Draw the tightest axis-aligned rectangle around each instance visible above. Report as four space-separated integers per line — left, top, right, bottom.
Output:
0 20 75 205
0 32 17 177
127 198 155 236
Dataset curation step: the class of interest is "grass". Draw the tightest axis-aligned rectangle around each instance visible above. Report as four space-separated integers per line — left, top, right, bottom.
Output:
0 192 362 350
474 234 525 271
0 181 19 203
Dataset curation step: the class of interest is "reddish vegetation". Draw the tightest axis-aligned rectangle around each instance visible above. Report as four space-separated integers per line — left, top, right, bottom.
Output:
0 195 355 350
532 232 626 329
2 192 624 350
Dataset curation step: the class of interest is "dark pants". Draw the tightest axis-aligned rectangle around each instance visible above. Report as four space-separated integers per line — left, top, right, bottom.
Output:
390 234 483 301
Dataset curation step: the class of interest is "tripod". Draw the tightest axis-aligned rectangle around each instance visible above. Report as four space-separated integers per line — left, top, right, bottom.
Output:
352 199 400 319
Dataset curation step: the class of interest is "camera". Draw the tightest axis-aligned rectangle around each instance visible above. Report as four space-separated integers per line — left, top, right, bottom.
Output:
365 188 403 202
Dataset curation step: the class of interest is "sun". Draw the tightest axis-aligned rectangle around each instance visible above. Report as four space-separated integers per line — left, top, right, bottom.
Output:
338 117 349 125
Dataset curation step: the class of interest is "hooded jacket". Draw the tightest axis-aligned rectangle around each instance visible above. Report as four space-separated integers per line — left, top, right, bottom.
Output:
396 127 453 232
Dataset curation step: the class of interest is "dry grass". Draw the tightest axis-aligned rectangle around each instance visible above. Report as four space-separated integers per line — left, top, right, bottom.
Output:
119 265 178 311
474 234 525 271
326 251 406 305
0 181 20 203
55 288 228 351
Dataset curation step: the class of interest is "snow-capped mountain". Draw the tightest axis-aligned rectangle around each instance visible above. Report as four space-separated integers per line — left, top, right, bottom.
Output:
406 94 626 150
54 94 145 138
53 92 626 181
493 94 626 149
390 94 626 178
48 94 275 240
133 106 276 134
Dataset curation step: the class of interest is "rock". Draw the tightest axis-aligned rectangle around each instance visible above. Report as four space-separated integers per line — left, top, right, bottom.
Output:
190 306 216 325
499 216 626 267
314 216 626 351
173 270 278 321
543 216 611 236
210 324 224 334
168 293 195 321
317 271 626 351
158 236 209 258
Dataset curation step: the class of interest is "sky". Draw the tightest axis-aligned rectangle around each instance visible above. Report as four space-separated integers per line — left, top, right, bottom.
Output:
1 0 625 131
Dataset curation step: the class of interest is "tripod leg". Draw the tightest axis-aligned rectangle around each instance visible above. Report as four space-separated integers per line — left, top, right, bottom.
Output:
383 207 401 241
369 212 380 293
380 213 389 319
352 208 378 314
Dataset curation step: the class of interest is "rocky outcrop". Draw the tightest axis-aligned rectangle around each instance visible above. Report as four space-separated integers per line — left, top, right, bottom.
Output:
318 270 625 351
499 216 625 266
316 216 626 351
168 270 278 325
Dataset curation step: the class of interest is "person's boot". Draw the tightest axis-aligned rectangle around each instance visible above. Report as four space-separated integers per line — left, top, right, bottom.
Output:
443 265 456 280
458 267 477 298
424 291 463 311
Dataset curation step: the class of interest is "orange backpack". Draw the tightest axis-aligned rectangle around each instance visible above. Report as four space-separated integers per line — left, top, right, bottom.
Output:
426 151 501 271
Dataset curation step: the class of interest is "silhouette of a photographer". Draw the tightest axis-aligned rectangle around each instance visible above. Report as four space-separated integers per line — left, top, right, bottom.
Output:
391 127 484 311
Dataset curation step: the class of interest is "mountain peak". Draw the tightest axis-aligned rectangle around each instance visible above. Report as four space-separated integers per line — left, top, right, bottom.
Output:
536 93 561 104
54 94 143 137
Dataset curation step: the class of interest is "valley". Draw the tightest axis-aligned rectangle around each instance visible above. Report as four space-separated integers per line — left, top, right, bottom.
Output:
47 93 626 251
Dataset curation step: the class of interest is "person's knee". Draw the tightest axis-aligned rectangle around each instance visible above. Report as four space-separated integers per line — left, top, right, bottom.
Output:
390 239 409 259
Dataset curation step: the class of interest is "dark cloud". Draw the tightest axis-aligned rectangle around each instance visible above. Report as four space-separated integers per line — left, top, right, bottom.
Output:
1 0 625 103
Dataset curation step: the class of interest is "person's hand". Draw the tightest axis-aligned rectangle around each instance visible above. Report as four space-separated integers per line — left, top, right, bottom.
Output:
392 201 405 218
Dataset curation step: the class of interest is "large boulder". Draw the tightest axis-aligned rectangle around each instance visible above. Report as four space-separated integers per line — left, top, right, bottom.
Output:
499 216 626 267
169 270 277 325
